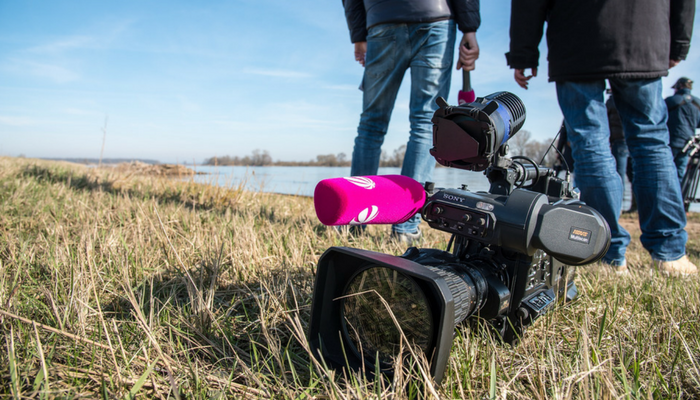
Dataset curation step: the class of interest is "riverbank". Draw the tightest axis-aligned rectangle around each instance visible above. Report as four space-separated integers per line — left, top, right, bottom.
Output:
1 156 698 398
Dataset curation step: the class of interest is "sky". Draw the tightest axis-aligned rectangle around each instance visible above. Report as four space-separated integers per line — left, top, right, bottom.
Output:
1 1 699 164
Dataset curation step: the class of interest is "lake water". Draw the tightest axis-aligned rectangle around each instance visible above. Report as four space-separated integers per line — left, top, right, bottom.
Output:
190 165 700 212
185 164 698 215
188 165 492 197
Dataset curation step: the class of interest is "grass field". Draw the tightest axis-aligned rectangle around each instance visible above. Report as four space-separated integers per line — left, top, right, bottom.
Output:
1 156 699 399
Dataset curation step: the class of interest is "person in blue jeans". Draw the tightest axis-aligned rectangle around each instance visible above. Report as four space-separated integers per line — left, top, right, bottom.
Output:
665 77 700 182
606 94 629 183
342 0 481 244
506 0 697 276
606 93 636 213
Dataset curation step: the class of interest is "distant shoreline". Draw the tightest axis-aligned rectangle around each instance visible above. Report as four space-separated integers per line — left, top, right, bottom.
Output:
40 158 356 168
41 157 161 165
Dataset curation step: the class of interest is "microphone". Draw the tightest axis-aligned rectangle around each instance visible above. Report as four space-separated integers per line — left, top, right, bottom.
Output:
458 69 476 105
314 175 426 226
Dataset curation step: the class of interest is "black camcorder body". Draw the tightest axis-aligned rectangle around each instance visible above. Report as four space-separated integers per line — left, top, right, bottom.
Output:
308 92 611 383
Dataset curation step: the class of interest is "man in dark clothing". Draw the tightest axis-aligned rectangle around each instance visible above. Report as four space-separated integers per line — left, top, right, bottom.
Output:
506 0 697 276
665 77 700 181
342 0 480 244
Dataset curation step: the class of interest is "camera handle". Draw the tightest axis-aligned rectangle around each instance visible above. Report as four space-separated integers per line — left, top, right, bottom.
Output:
485 151 576 198
680 134 700 158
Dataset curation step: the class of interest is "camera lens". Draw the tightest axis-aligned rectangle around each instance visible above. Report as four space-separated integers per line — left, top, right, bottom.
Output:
425 263 488 323
342 266 433 365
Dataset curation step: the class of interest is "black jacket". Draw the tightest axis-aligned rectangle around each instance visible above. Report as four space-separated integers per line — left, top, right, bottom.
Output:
506 0 695 81
665 88 700 148
343 0 480 43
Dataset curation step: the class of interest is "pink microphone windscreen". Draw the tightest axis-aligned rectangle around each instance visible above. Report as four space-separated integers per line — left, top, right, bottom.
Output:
458 89 476 105
314 175 426 226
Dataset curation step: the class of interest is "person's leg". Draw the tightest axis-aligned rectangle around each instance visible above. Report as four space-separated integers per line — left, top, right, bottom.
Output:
392 20 455 234
671 146 690 183
611 139 629 182
351 24 410 177
609 78 687 262
625 156 636 212
611 139 630 211
556 80 629 266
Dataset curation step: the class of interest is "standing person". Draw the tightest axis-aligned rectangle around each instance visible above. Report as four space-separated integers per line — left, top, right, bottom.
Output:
606 92 635 212
342 0 481 244
606 92 629 183
665 77 700 182
506 0 697 276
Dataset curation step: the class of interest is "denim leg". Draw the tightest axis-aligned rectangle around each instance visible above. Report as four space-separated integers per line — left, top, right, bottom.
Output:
556 80 629 265
611 139 629 182
672 146 690 182
609 78 687 261
393 21 455 234
351 24 409 177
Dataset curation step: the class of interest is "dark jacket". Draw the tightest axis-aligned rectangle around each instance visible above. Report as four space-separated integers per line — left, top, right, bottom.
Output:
343 0 480 43
665 88 700 148
506 0 695 81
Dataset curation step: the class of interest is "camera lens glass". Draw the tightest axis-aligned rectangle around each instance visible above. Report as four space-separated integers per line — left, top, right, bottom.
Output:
342 266 433 365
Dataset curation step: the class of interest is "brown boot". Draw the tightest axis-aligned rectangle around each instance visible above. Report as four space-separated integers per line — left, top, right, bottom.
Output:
653 255 699 277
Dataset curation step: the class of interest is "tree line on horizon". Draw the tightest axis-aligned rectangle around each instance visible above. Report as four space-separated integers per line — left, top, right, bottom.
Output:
202 133 559 168
202 146 407 167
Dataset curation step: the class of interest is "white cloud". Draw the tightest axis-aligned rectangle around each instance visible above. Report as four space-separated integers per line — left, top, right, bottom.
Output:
242 68 312 79
322 84 360 91
176 96 202 113
0 116 40 126
62 108 103 117
12 59 81 83
27 36 95 55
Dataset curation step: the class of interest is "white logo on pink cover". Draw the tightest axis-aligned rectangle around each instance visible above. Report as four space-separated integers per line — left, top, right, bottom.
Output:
344 177 379 224
350 206 379 225
344 176 376 190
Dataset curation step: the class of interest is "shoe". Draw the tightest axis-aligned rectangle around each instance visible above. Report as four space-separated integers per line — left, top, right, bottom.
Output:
391 228 422 246
653 255 698 277
612 260 629 275
604 259 629 275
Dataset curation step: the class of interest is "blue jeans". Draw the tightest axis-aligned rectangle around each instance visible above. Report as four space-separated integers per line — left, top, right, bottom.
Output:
350 20 455 234
556 79 687 264
611 139 629 182
671 146 690 183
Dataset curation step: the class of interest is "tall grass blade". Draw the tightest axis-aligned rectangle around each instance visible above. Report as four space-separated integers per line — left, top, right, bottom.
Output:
6 326 21 400
489 354 496 400
126 355 160 400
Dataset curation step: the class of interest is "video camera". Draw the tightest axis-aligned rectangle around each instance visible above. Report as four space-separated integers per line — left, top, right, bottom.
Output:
308 92 611 383
679 133 700 211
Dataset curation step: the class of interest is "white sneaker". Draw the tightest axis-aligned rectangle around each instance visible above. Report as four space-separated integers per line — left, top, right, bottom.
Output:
604 259 629 275
653 255 698 277
391 228 422 246
612 260 629 276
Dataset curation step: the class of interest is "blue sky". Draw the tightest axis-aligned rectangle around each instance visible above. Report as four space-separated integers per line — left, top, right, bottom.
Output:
1 1 698 163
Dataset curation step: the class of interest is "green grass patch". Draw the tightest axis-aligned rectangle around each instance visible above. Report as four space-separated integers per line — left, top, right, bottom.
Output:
1 156 699 399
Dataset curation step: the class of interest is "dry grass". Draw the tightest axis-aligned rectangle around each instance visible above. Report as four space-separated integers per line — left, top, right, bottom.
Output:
0 156 698 399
